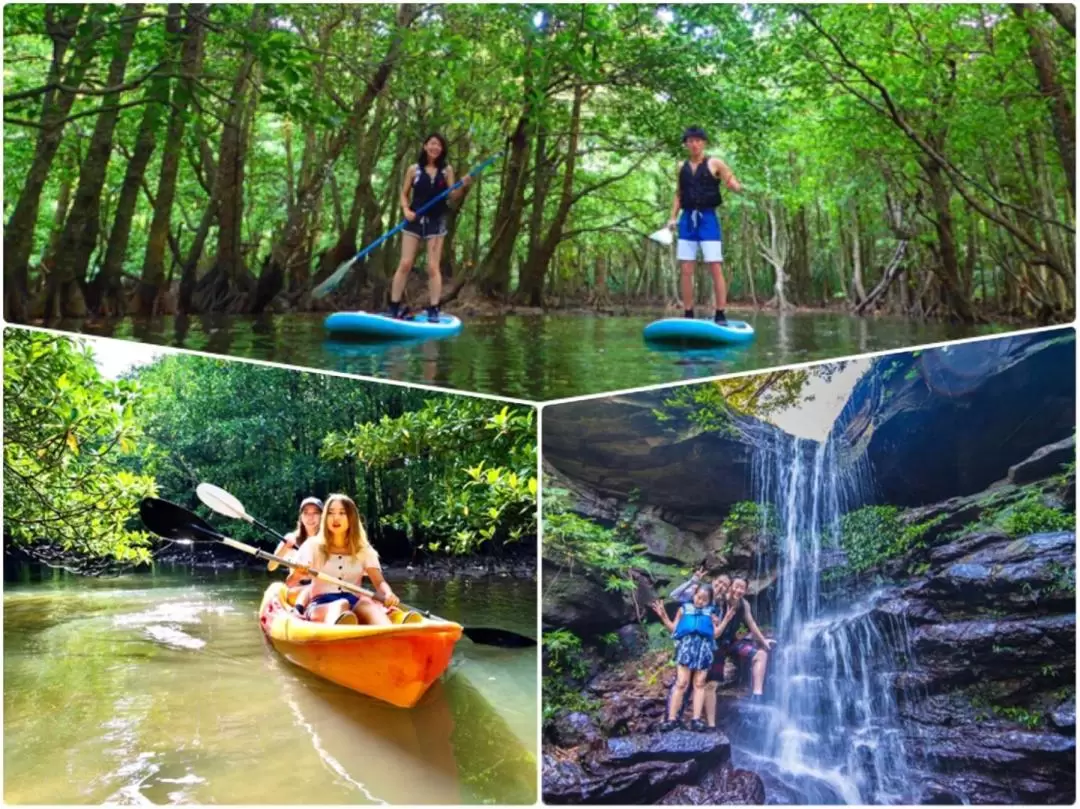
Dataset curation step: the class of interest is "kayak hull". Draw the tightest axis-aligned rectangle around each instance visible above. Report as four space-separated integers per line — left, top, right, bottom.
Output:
258 584 463 708
324 311 463 340
643 317 755 345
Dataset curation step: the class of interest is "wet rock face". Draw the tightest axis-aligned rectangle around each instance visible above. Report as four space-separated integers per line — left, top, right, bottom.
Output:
907 726 1076 804
832 329 1075 507
659 768 766 805
542 560 628 635
880 513 1077 804
542 390 782 519
542 730 763 805
549 711 604 749
1009 436 1076 486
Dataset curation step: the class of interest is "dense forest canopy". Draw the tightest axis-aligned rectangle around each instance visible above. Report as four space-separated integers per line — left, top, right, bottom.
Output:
3 3 1074 324
3 329 537 573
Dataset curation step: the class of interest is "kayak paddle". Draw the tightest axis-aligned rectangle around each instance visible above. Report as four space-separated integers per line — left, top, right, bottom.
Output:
196 483 289 542
311 152 505 299
193 485 538 648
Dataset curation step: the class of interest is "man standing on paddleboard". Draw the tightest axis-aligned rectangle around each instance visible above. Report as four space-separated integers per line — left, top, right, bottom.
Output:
666 127 742 324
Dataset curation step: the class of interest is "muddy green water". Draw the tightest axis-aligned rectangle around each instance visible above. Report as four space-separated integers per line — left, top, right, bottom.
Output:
55 311 1006 400
3 568 537 805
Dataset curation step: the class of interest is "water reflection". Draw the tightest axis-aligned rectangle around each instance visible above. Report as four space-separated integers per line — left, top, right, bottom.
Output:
54 310 1007 400
3 571 537 805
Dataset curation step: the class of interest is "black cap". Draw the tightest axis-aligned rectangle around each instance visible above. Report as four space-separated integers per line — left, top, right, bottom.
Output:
682 126 709 143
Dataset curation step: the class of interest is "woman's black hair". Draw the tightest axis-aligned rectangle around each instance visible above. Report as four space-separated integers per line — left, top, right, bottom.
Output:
416 133 448 171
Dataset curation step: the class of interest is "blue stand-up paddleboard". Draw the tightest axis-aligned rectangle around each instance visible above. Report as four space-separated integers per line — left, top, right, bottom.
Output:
643 318 755 345
324 311 463 341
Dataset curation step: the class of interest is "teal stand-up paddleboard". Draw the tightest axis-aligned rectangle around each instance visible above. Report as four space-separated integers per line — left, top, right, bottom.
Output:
324 311 463 341
643 318 755 345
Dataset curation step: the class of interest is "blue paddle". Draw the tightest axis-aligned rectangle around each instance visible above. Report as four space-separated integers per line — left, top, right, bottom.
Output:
312 152 505 299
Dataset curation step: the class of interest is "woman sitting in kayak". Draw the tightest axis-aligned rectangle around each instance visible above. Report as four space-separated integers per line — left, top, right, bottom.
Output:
287 494 400 626
269 496 322 571
270 496 323 610
387 133 472 323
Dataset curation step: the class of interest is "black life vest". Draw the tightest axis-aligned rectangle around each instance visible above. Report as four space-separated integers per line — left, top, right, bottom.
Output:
679 157 722 210
716 600 744 645
411 164 449 217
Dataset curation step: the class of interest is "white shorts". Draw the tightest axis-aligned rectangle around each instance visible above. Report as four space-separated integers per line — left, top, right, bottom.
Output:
677 239 723 263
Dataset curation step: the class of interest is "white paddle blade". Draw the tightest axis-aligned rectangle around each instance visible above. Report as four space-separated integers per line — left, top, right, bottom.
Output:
649 228 674 246
196 483 250 522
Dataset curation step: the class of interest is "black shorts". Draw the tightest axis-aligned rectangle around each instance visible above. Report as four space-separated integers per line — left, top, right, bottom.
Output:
404 214 447 240
708 639 758 681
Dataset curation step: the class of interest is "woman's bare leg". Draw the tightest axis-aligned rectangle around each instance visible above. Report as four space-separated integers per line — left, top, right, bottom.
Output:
391 234 422 303
705 681 719 726
426 235 445 306
751 650 769 696
352 599 392 626
307 599 354 624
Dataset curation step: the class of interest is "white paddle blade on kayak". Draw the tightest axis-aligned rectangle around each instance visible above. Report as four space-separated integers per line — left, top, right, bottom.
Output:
196 483 251 522
649 228 674 246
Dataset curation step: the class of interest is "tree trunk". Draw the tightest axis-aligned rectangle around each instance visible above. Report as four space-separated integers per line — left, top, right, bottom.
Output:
1042 3 1075 35
193 8 267 312
478 114 531 299
90 5 184 314
517 85 585 306
41 165 74 275
1012 4 1075 206
922 157 975 322
741 212 757 306
4 5 90 322
252 4 420 314
43 5 144 319
850 199 866 304
524 121 557 282
136 3 207 315
757 202 791 311
314 92 391 288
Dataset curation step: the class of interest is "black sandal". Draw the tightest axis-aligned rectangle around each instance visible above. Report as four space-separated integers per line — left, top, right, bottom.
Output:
689 719 707 732
658 720 680 732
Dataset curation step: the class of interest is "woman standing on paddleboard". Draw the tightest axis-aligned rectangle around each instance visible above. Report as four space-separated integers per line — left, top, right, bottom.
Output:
388 133 472 323
666 126 743 324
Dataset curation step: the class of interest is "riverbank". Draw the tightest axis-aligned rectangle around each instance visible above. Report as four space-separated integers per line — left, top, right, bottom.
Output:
5 545 537 584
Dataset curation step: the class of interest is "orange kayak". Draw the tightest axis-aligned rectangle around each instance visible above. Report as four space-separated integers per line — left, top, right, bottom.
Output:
258 583 463 708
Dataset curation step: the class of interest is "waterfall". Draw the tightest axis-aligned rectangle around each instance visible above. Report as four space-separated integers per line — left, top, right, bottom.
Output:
738 430 916 805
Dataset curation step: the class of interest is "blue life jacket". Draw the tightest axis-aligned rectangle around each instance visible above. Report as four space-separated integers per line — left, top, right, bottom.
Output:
672 603 715 640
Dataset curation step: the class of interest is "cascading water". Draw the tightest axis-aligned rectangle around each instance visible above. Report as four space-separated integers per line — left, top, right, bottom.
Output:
735 428 918 805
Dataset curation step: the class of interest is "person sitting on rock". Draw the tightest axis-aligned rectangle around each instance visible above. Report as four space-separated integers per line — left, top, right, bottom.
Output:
713 576 775 703
650 584 740 732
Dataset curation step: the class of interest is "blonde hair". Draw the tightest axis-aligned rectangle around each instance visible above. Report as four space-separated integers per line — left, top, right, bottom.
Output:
312 494 377 568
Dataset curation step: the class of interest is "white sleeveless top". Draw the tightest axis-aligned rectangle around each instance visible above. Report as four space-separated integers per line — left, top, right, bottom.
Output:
294 541 381 597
